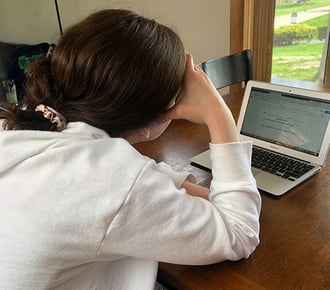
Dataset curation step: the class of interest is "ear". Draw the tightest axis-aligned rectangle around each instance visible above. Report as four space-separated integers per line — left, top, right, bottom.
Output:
140 127 150 139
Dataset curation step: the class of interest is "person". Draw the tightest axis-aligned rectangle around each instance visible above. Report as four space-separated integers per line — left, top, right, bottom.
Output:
0 9 261 290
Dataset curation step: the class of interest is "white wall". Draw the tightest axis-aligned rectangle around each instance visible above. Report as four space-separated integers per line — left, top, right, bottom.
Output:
0 0 229 63
0 0 59 44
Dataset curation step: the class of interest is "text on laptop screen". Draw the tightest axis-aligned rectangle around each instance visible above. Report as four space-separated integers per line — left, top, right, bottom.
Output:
241 87 330 156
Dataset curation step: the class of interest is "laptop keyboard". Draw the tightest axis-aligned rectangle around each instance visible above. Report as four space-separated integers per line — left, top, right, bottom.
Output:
252 147 314 181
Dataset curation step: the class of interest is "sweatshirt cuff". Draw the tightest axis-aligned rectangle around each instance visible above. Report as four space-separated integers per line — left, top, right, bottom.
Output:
156 161 195 188
209 141 255 185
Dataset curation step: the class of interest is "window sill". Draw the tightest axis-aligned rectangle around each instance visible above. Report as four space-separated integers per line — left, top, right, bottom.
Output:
271 77 330 92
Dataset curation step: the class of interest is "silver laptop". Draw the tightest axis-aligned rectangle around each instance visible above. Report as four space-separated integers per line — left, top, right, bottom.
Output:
191 81 330 196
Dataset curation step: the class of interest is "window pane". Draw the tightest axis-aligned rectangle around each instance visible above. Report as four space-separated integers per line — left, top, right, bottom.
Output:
272 0 330 83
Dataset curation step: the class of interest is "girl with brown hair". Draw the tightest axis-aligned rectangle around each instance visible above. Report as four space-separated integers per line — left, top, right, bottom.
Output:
0 9 260 290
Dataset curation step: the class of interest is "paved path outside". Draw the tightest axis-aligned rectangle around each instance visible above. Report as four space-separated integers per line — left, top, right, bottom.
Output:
274 5 330 28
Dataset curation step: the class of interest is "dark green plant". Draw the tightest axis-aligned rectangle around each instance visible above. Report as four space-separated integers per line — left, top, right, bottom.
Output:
317 26 328 40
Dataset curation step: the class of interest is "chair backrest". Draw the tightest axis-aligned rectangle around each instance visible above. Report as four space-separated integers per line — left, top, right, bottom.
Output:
200 49 253 89
0 42 17 80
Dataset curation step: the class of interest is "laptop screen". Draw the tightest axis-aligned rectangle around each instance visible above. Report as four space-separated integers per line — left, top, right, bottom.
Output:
240 87 330 157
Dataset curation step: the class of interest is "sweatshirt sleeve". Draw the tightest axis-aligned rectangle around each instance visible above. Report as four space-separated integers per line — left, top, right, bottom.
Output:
98 141 261 265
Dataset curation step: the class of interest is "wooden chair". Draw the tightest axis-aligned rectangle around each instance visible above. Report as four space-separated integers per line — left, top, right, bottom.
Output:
200 49 253 89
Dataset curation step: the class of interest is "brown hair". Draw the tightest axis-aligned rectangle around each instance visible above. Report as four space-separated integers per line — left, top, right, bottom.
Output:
0 9 186 136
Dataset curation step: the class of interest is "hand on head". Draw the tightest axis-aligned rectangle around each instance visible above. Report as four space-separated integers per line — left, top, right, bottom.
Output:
167 53 239 143
168 53 221 124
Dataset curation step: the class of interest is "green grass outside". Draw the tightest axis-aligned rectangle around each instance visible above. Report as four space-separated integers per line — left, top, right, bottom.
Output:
272 43 324 80
275 0 330 16
303 14 329 26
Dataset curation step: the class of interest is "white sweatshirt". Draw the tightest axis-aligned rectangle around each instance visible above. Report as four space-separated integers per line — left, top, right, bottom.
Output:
0 121 261 290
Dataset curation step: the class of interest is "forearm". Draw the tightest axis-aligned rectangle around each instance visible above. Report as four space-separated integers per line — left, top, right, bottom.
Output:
205 102 239 144
182 180 210 200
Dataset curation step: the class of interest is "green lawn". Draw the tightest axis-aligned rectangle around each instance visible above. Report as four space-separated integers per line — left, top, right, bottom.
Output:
303 14 330 26
275 0 330 16
272 43 324 80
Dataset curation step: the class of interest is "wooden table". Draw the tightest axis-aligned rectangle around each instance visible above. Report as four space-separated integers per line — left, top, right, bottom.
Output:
134 91 330 290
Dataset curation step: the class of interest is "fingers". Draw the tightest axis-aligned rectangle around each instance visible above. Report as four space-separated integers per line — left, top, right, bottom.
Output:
185 53 195 71
185 53 203 73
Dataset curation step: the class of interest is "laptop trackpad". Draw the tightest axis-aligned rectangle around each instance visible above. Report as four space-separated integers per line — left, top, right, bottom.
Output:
253 170 295 196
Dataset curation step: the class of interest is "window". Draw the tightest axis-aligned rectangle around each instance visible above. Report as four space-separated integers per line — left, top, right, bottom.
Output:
230 0 330 89
272 1 330 84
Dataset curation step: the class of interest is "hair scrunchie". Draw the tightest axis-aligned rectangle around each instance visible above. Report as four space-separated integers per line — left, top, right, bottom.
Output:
35 104 67 131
